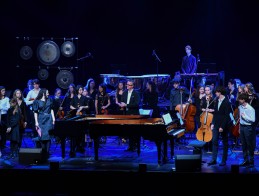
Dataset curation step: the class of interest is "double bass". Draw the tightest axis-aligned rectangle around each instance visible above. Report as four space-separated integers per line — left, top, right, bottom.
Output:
196 97 214 142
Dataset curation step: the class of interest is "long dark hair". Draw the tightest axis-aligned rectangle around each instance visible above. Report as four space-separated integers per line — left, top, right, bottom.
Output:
35 88 48 100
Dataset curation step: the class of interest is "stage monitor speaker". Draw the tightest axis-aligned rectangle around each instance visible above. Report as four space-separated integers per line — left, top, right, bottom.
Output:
175 154 201 172
19 148 43 165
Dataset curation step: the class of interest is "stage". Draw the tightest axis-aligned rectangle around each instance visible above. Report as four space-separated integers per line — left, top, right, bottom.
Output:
1 129 259 195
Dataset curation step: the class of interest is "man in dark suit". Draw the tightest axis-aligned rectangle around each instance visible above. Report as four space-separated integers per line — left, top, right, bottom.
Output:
121 79 141 151
207 86 232 166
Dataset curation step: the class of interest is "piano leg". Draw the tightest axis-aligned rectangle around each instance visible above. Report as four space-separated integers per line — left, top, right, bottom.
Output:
137 137 141 156
70 137 76 158
155 141 163 165
163 139 168 163
169 137 174 158
60 137 66 158
93 138 99 161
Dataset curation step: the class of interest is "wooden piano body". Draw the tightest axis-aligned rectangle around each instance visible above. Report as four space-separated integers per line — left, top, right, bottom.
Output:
53 114 150 158
88 118 185 164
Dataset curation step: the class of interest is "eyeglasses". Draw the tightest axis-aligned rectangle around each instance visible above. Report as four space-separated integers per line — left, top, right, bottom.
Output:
126 84 133 86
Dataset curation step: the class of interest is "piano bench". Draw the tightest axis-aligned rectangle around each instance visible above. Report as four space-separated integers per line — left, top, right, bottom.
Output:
188 140 206 155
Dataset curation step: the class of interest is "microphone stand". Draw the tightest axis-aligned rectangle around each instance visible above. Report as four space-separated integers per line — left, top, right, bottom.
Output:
152 50 162 99
152 50 161 78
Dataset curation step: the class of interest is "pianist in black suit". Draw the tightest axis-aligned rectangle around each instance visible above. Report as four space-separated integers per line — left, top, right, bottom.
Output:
121 79 141 151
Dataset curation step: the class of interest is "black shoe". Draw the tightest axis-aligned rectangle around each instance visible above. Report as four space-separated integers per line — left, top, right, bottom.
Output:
125 147 134 152
219 162 226 166
246 163 254 168
207 160 217 166
69 152 76 158
239 160 249 167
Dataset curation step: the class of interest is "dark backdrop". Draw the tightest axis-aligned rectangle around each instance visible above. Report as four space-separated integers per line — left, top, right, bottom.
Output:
1 0 259 94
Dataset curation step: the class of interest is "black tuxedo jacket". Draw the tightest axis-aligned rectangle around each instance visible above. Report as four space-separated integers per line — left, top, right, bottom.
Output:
212 97 231 130
121 89 140 115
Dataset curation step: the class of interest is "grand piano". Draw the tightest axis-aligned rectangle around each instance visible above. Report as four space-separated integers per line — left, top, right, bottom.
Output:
88 117 184 164
53 114 149 158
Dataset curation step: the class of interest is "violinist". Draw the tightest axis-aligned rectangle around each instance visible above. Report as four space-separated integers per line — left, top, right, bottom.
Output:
63 83 76 117
235 83 245 108
70 85 90 154
53 88 64 119
227 81 240 144
207 86 232 166
226 79 238 111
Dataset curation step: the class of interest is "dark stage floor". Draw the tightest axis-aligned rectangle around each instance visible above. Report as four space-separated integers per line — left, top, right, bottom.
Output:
1 129 259 195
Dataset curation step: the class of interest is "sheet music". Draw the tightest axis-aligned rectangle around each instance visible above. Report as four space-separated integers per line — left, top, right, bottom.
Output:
162 113 173 125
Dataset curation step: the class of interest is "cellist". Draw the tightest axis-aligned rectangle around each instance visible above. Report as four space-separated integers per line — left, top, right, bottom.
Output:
200 85 215 151
169 78 190 113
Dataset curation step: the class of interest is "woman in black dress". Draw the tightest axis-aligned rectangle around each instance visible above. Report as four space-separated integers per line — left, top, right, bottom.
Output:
6 98 21 158
33 88 55 161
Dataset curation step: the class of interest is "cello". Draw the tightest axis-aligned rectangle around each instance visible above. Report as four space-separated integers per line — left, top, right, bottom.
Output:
175 78 196 132
230 108 240 137
196 98 214 142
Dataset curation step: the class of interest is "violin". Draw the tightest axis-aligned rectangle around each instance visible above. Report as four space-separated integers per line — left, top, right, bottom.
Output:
101 109 108 114
56 96 65 119
57 110 65 119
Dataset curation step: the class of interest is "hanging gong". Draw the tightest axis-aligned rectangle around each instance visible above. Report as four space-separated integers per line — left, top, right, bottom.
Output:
56 70 74 89
38 69 49 80
61 41 75 57
37 40 60 65
20 45 33 60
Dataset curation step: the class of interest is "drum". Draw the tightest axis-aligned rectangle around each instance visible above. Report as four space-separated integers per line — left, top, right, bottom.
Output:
100 74 125 88
126 76 144 91
142 74 171 95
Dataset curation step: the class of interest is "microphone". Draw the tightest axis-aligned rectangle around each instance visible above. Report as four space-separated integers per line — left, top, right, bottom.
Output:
77 52 93 61
87 52 93 58
197 54 200 62
152 50 161 62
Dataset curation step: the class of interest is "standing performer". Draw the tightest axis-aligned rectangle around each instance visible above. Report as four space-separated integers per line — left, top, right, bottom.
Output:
238 93 255 168
121 79 141 151
207 86 231 166
6 98 22 159
12 89 27 148
0 86 10 151
33 88 55 161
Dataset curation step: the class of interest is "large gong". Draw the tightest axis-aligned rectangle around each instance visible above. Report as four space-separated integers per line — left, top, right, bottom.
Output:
20 45 33 60
38 69 49 80
37 40 60 65
56 70 74 89
61 41 75 57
